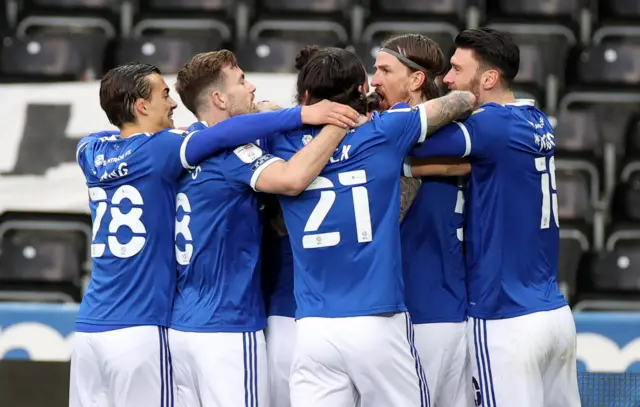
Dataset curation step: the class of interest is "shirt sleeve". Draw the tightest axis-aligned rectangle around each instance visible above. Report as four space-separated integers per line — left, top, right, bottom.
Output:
180 107 303 170
221 143 284 191
150 129 189 181
409 107 502 159
75 130 119 172
375 103 428 156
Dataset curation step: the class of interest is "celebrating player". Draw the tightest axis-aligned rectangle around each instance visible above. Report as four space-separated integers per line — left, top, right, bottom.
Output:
168 50 364 407
371 33 472 407
70 62 358 407
270 47 476 407
408 27 581 407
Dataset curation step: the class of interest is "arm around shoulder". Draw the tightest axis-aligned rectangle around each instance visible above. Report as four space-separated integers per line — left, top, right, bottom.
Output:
254 124 349 196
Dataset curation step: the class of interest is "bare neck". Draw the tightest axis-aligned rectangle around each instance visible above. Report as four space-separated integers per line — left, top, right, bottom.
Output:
480 88 516 106
119 123 156 138
198 109 230 127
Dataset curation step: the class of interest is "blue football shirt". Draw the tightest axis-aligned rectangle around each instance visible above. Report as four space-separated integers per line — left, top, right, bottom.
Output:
400 176 467 324
75 129 184 329
411 100 566 319
171 121 281 332
270 103 428 319
261 196 296 318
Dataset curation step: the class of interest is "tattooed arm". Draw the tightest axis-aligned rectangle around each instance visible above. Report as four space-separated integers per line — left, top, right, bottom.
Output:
422 91 476 136
399 176 422 223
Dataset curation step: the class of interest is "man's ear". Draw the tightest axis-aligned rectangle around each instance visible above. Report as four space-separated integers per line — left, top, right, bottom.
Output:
134 98 147 117
410 71 426 92
211 90 226 110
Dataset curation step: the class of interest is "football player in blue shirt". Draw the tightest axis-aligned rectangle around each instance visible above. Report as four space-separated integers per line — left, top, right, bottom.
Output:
408 28 581 407
167 50 364 407
371 33 473 407
269 47 477 407
71 62 359 407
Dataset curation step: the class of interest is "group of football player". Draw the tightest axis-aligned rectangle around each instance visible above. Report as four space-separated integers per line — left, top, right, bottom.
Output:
70 26 582 407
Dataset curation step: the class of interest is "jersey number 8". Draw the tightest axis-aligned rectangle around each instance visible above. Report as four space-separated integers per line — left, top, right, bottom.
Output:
89 185 146 258
303 170 372 249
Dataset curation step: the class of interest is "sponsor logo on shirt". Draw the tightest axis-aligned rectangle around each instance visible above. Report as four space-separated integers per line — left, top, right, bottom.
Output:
234 143 263 163
251 154 274 171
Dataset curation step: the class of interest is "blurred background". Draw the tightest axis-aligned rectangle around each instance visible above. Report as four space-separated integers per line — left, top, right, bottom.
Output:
0 0 640 406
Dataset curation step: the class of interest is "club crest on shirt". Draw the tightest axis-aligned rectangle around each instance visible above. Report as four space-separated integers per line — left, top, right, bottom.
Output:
301 134 313 146
234 143 263 163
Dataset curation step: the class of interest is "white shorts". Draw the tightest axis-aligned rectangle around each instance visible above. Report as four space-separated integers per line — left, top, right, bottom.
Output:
468 306 581 407
169 329 268 407
265 315 296 407
69 325 174 407
414 321 471 407
291 312 429 407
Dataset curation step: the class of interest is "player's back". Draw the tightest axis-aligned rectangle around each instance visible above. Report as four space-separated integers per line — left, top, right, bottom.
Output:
463 101 565 319
75 130 184 327
400 177 467 323
171 122 267 332
271 103 428 319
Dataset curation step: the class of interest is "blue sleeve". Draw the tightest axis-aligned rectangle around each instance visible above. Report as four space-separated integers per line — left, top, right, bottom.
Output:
75 130 119 173
222 143 283 191
150 129 187 181
180 107 303 170
374 103 428 156
409 107 500 159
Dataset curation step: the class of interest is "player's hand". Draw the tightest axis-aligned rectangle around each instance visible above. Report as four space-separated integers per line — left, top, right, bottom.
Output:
300 100 360 129
353 115 369 127
255 100 283 113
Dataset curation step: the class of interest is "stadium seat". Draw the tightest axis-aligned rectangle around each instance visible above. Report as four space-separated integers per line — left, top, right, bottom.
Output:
492 0 582 19
619 162 640 221
141 0 231 12
0 30 108 81
236 21 348 73
116 32 225 74
365 0 471 31
558 227 590 303
259 0 353 14
555 161 599 223
599 0 640 24
554 106 602 157
486 23 576 113
0 219 90 303
587 229 640 294
577 37 640 87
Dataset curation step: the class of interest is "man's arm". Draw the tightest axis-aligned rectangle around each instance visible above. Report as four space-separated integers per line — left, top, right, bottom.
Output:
399 177 421 223
182 101 360 169
405 157 471 177
255 124 356 196
421 91 476 137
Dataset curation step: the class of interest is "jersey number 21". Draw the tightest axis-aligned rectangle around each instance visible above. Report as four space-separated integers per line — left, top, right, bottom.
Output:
303 169 372 249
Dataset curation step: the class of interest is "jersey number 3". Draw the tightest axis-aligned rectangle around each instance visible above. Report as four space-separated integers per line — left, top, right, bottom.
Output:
535 156 559 229
89 185 146 258
303 170 372 249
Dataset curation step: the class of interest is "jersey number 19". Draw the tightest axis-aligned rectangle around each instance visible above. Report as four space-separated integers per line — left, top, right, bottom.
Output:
535 156 559 229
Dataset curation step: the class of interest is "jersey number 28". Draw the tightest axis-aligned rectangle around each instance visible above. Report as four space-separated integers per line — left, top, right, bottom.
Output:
89 185 146 258
303 170 372 249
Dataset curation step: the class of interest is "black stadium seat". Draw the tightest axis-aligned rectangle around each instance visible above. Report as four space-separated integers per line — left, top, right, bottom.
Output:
116 33 225 74
0 219 90 303
577 38 640 87
494 0 581 19
260 0 353 14
619 162 640 221
558 227 589 303
554 106 602 157
588 229 640 294
0 31 108 81
555 166 596 223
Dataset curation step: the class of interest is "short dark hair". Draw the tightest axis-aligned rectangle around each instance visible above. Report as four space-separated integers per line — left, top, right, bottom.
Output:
175 50 238 116
381 33 447 100
99 63 161 128
295 47 368 114
454 27 520 88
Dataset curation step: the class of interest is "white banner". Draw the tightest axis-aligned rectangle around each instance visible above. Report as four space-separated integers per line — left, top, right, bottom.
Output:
0 74 299 214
